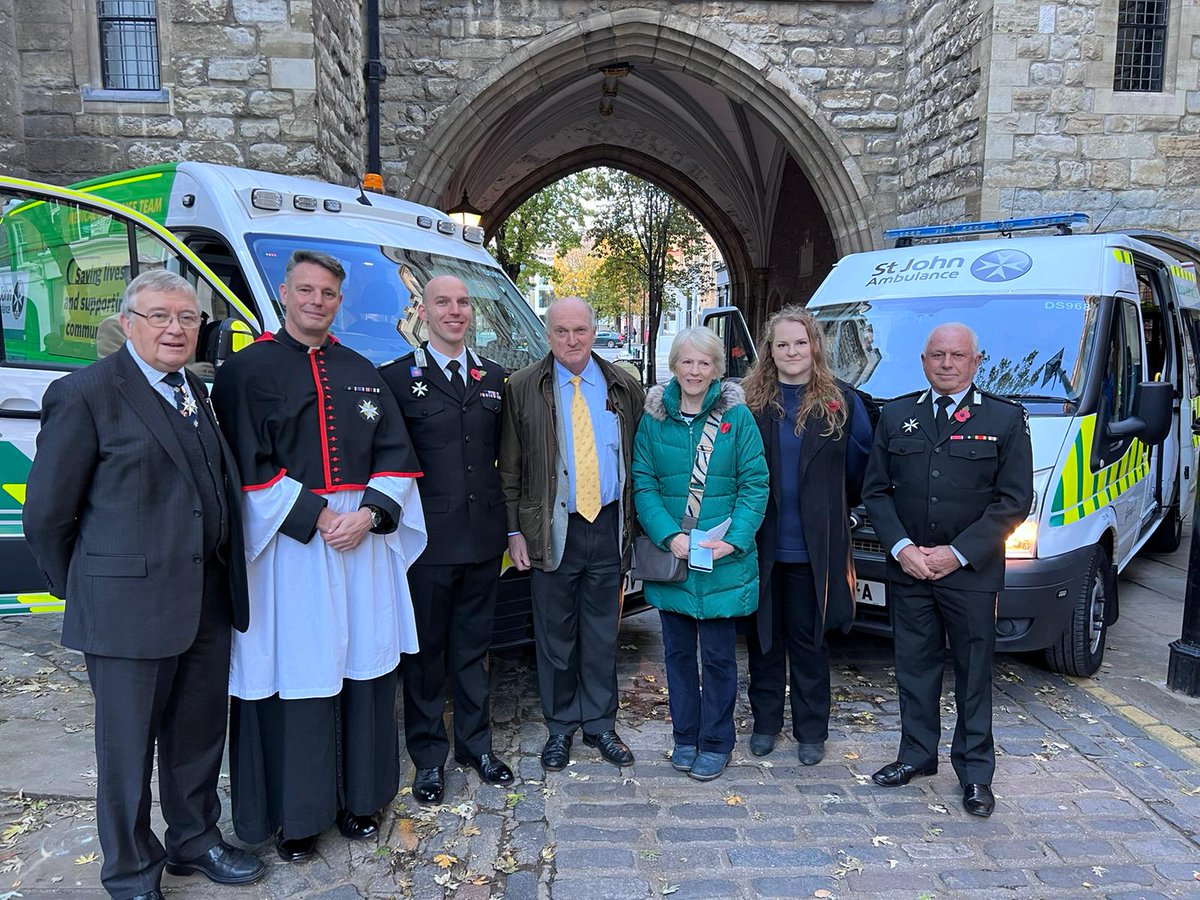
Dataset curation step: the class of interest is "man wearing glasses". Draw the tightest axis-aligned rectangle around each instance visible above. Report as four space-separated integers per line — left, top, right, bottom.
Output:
24 270 265 899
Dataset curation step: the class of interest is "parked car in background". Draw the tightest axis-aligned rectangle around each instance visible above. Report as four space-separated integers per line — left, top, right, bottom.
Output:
595 329 625 348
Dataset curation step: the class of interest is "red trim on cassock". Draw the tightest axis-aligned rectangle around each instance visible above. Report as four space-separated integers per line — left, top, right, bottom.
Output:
313 484 367 494
253 331 276 343
243 467 287 491
309 352 333 491
370 471 424 479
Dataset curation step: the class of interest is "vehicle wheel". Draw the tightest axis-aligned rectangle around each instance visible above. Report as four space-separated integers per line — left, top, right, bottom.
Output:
1146 502 1182 553
1043 545 1112 677
607 339 616 348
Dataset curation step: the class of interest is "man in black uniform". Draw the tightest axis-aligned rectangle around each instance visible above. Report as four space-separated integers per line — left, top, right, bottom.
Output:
380 274 514 804
862 322 1032 818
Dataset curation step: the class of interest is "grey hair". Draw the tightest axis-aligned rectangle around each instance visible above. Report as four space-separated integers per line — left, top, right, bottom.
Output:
547 296 596 329
120 269 198 315
924 322 980 356
285 248 346 284
668 326 726 379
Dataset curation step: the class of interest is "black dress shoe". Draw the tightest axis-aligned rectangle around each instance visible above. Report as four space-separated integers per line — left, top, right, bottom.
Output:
454 751 514 785
872 760 938 787
583 730 635 767
129 890 165 900
337 810 379 840
749 732 776 757
541 734 572 771
963 783 995 817
412 766 445 805
165 840 267 884
275 833 316 863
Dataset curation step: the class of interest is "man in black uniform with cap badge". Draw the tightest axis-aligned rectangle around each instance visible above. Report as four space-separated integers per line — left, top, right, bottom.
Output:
862 322 1032 818
380 274 514 805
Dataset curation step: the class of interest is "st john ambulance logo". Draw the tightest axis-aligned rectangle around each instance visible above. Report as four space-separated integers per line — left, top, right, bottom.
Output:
970 248 1032 283
357 399 380 421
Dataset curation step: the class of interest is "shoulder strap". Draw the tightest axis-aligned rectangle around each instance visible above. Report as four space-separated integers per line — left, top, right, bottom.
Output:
683 411 723 526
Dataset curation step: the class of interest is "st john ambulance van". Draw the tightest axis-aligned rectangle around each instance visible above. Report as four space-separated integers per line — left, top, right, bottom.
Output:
809 214 1197 676
0 164 551 645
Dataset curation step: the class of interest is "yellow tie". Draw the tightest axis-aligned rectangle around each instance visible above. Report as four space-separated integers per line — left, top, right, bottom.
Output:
570 375 602 522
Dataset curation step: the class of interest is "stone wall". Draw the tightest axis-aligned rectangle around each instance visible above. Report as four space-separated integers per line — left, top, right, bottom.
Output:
313 0 364 184
896 0 991 225
0 0 26 176
982 0 1200 236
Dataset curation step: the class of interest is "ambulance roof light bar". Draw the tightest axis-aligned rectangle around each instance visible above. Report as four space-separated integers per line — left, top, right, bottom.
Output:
885 212 1090 247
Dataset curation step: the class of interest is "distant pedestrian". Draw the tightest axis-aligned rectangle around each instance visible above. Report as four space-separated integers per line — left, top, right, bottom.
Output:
23 271 266 899
862 322 1032 817
739 306 874 765
499 297 645 772
632 326 768 781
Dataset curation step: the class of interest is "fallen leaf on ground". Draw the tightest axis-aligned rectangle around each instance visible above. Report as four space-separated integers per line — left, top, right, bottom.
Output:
871 835 893 847
724 794 745 806
75 852 98 865
434 853 457 869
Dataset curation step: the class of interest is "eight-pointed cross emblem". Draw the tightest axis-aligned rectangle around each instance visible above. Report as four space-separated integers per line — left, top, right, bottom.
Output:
358 399 380 421
902 417 919 433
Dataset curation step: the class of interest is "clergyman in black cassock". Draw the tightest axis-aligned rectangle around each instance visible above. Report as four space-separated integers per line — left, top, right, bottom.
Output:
211 250 426 861
22 271 265 899
862 323 1032 818
380 273 514 804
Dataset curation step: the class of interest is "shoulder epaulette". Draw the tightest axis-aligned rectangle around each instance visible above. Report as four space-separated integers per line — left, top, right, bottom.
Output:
978 388 1024 408
379 351 415 370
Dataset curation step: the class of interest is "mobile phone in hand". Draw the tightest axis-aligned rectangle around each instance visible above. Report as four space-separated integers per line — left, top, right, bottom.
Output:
688 532 713 572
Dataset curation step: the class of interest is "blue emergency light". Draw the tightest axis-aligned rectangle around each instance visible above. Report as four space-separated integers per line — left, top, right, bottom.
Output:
885 212 1090 247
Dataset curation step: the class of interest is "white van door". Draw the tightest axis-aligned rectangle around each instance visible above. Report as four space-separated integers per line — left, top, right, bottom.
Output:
0 176 252 610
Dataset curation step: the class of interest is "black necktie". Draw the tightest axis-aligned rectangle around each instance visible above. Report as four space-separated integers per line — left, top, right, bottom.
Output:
163 371 198 428
446 359 466 399
935 395 954 436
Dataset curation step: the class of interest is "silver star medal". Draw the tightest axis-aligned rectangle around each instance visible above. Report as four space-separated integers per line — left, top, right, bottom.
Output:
411 380 428 397
181 393 199 420
358 398 380 421
902 417 919 433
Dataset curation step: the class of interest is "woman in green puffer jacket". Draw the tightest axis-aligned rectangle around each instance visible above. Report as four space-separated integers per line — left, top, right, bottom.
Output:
632 326 769 782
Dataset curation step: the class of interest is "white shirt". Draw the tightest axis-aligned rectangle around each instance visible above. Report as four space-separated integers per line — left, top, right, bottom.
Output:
424 343 469 384
126 341 191 407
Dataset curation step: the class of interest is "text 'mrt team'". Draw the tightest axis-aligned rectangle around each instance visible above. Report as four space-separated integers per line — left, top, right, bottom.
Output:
22 250 1032 899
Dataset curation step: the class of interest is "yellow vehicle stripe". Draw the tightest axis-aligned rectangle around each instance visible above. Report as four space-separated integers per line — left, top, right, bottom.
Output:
1050 415 1147 526
1112 248 1134 265
75 171 164 194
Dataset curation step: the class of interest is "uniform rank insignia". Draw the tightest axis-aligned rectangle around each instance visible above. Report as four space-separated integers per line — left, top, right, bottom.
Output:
411 381 428 397
902 417 919 433
357 399 381 421
414 348 428 368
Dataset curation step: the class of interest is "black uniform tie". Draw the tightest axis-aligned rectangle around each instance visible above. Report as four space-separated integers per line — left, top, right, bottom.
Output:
935 394 954 436
163 371 198 427
446 359 466 399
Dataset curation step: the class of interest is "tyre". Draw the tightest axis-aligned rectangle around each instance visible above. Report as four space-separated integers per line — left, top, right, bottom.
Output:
607 339 616 348
1043 545 1112 677
1146 502 1182 553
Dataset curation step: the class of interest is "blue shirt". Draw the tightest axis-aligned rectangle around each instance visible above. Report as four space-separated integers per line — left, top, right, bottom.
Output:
557 357 620 512
775 383 809 563
126 341 192 407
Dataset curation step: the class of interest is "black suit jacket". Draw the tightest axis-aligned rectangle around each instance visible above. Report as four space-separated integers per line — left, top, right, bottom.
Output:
23 345 250 659
380 345 507 565
861 384 1033 592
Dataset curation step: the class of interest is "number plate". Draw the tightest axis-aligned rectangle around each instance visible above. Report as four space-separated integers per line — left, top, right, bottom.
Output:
856 579 886 607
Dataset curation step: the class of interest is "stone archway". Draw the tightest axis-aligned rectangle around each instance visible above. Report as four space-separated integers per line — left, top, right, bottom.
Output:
400 9 879 290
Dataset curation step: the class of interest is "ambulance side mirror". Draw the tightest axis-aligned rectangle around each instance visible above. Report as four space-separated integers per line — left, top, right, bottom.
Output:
1106 381 1172 444
214 318 258 368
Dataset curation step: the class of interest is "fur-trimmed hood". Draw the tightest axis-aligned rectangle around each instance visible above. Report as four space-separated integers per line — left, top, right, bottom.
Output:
644 379 746 422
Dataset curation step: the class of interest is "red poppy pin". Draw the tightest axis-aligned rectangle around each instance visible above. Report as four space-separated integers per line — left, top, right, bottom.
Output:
827 400 841 412
954 406 971 423
470 367 485 382
720 422 731 434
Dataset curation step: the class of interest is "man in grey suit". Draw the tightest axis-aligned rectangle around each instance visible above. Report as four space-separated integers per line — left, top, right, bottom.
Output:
22 271 265 900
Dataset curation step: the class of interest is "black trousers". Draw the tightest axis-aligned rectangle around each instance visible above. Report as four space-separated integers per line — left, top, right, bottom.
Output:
891 579 997 785
84 563 230 900
746 562 831 744
403 556 501 768
230 670 400 843
529 503 621 736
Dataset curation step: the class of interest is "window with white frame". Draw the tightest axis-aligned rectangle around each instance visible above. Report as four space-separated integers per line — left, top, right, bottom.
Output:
1113 0 1169 92
97 0 161 91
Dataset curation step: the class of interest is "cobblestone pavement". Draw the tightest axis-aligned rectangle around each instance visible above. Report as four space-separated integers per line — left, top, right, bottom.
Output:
3 544 1200 899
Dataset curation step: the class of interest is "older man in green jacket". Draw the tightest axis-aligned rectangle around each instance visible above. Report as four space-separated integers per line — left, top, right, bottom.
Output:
499 297 645 772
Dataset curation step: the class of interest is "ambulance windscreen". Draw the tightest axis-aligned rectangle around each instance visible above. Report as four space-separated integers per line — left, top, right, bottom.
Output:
811 294 1102 412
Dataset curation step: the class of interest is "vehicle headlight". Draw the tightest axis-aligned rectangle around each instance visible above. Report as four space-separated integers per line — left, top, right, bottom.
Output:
1005 518 1038 558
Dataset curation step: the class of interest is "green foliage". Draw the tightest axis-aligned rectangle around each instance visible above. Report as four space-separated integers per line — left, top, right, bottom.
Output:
488 175 589 284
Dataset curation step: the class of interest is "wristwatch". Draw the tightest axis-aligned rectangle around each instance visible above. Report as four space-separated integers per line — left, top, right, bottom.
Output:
363 504 383 530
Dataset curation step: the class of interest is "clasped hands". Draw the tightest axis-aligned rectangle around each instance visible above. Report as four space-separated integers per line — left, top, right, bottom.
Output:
669 532 734 561
897 544 961 580
317 506 373 552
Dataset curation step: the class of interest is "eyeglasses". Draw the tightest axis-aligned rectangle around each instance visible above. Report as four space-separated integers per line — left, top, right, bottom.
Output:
128 309 202 330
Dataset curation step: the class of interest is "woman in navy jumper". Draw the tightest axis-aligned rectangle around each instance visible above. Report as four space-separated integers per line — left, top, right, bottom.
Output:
740 306 874 764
